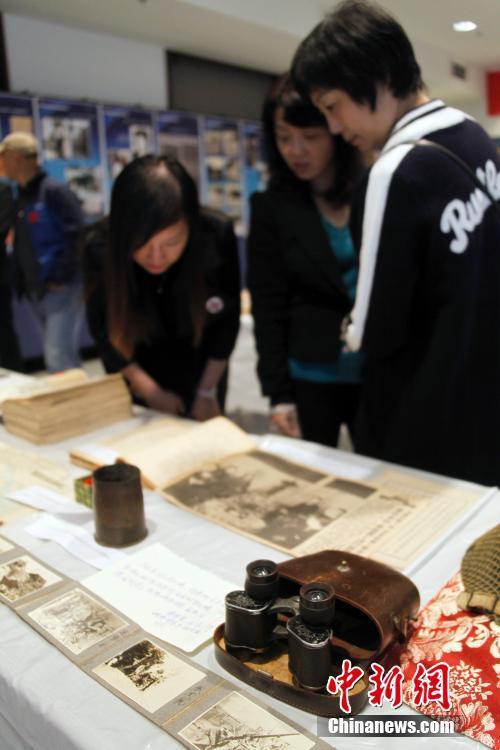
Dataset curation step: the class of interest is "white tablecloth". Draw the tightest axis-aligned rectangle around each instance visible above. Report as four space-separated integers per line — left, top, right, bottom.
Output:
0 417 497 750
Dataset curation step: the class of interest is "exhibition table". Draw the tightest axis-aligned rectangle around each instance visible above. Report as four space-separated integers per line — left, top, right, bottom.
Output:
0 413 497 750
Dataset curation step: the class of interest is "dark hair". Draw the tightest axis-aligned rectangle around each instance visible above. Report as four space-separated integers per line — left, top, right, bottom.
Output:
107 154 205 357
263 75 361 206
291 0 423 110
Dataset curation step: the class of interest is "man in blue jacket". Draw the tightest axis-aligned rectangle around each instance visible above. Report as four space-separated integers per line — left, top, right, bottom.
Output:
0 132 85 372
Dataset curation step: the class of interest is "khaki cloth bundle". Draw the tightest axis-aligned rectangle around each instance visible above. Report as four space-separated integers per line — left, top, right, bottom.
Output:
457 524 500 620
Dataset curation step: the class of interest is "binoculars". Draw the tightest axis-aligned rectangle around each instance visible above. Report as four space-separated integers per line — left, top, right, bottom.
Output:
224 559 336 691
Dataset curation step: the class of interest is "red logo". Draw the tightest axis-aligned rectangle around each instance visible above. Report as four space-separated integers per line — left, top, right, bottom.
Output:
27 210 39 224
326 659 365 713
326 660 451 713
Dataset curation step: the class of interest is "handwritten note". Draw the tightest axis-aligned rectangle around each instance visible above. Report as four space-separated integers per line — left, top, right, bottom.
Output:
83 543 237 652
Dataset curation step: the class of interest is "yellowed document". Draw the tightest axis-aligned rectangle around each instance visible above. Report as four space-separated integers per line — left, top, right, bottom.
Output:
0 441 75 524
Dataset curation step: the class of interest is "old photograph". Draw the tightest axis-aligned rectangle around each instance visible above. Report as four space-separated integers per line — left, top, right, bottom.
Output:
166 452 343 551
28 588 127 655
65 166 103 216
129 124 153 159
0 537 14 554
107 149 132 181
158 134 199 184
179 691 314 750
93 639 204 713
42 117 91 160
0 555 62 603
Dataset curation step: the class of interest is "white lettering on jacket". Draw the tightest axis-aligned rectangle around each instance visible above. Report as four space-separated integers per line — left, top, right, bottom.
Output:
440 159 500 253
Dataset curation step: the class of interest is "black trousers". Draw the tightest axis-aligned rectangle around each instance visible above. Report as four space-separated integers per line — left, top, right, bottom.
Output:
0 283 23 371
293 379 360 449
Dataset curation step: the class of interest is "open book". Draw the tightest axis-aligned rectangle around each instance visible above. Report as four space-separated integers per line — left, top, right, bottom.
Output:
71 416 494 574
70 416 255 489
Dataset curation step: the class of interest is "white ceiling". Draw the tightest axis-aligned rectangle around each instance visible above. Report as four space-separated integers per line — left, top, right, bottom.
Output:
2 0 500 100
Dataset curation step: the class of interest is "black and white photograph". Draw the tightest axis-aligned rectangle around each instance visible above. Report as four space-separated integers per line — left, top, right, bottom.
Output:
108 149 132 181
158 135 199 184
205 155 226 182
166 452 344 551
0 555 62 603
0 537 14 554
92 639 204 713
179 691 315 750
65 166 104 216
42 117 91 160
129 124 153 159
28 588 127 655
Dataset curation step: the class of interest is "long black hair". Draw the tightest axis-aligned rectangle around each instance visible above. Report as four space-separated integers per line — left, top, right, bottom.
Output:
263 75 362 206
107 155 205 357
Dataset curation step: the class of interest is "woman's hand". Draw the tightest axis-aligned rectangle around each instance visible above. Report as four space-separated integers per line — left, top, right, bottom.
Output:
122 362 185 415
147 387 185 415
191 392 221 422
269 403 302 438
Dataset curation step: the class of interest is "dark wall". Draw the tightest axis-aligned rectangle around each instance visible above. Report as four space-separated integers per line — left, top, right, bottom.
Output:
167 51 276 120
0 14 10 91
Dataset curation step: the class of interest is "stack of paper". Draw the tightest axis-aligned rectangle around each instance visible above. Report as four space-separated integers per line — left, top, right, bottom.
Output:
2 374 132 444
0 367 89 415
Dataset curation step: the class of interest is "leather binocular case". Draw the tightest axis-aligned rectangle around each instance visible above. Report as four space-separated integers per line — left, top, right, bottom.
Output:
214 550 420 716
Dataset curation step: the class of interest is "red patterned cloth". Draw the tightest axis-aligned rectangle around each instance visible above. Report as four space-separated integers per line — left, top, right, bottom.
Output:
401 572 500 749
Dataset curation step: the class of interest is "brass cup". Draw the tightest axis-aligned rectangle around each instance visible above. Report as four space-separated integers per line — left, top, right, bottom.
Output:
92 463 147 547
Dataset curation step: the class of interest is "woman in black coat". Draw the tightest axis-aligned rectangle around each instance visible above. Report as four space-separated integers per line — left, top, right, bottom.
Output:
84 155 240 420
247 77 363 446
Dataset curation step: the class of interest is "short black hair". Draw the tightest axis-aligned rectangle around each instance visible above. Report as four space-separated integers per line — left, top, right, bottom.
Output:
291 0 423 110
263 74 362 206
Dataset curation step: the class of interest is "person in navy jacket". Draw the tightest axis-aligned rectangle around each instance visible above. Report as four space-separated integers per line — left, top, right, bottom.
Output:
1 132 84 372
292 0 500 485
247 77 364 447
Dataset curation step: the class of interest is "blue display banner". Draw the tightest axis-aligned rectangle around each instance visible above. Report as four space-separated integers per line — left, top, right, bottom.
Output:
240 120 268 234
156 110 200 185
103 105 155 194
38 98 105 218
0 94 35 138
200 115 243 235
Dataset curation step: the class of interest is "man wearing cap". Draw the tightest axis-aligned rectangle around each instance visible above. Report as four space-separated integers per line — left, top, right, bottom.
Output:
0 132 85 372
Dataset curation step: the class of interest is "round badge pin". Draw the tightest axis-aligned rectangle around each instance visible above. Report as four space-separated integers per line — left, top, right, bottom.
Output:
206 296 224 314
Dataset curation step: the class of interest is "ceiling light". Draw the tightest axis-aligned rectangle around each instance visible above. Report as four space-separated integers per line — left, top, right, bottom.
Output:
453 20 477 32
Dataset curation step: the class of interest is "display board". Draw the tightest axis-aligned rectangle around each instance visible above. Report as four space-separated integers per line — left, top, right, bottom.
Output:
0 93 267 231
201 115 244 235
0 94 34 137
103 105 155 191
38 98 105 217
156 110 200 186
240 119 267 234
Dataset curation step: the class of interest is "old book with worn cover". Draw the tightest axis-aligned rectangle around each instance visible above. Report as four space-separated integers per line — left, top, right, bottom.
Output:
2 374 132 444
0 367 88 415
